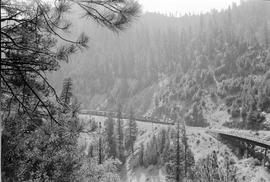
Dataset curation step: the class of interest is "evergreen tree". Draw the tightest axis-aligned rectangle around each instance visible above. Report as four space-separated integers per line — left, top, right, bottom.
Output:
185 101 208 127
182 123 195 179
150 134 159 165
166 106 183 182
143 142 151 167
195 152 220 182
98 122 103 164
105 114 116 159
160 128 167 154
139 143 144 166
161 129 171 164
2 103 84 181
175 109 181 182
125 107 138 154
257 70 270 112
60 78 73 107
195 151 237 182
166 107 195 182
115 104 125 163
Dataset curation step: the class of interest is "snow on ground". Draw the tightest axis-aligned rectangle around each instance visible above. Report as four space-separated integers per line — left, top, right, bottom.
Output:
125 166 166 182
123 122 169 182
202 94 230 128
187 126 230 161
78 115 111 153
187 126 270 182
206 109 231 128
236 158 270 182
78 114 270 182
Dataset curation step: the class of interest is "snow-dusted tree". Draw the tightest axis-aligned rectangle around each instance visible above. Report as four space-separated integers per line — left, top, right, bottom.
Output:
166 106 195 182
257 70 270 112
143 142 151 166
139 143 144 166
105 114 116 159
60 78 73 106
185 101 208 127
181 123 195 179
195 151 237 182
115 104 125 163
125 107 138 154
83 158 121 182
160 128 167 154
165 107 182 182
146 134 159 166
161 129 171 164
98 122 103 164
175 107 182 182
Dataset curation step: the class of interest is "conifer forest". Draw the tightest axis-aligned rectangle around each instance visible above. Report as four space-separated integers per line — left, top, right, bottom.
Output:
1 0 270 181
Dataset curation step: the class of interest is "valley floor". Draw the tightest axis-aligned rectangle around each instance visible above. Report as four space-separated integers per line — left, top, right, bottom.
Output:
79 115 270 182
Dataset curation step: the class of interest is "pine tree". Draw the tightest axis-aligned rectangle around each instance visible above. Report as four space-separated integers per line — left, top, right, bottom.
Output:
182 123 188 178
166 106 183 182
98 122 103 164
195 151 237 182
115 104 125 163
182 123 195 179
166 107 195 182
161 129 171 164
143 142 151 167
139 143 144 166
70 97 81 118
175 109 181 182
60 78 74 114
160 128 167 154
125 108 138 154
105 114 116 159
60 78 73 106
150 134 159 165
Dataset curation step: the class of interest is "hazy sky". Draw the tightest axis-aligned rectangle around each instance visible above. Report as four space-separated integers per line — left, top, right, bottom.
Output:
138 0 240 15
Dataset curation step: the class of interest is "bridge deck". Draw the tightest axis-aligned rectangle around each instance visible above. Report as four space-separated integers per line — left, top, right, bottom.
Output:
209 130 270 149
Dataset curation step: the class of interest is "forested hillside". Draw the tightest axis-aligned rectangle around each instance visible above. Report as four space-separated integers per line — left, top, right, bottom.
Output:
50 0 270 124
2 0 269 181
